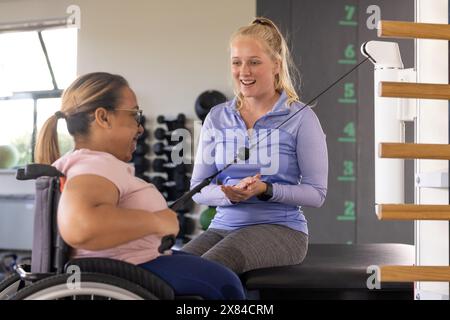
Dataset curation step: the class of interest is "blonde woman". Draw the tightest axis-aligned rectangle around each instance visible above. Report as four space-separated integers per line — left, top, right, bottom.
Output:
182 18 328 274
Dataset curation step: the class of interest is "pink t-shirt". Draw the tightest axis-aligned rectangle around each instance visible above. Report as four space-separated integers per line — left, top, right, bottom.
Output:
53 148 169 265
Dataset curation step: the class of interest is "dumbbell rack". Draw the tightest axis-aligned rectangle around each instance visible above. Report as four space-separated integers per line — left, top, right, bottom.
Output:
131 115 151 182
151 114 196 243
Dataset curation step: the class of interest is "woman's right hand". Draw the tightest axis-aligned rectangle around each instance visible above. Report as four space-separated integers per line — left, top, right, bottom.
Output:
154 208 180 237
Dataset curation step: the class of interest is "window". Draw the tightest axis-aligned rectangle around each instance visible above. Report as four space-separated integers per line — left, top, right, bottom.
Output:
0 28 77 167
0 99 34 165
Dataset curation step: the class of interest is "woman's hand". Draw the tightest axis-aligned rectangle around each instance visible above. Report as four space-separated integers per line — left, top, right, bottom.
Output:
235 173 261 189
221 174 267 203
153 208 180 237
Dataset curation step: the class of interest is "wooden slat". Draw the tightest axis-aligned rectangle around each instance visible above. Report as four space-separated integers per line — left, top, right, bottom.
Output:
377 204 450 221
380 266 450 282
379 143 450 160
378 20 450 40
380 81 450 100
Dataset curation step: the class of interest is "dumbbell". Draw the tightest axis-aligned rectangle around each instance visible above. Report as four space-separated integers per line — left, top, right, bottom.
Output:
151 176 170 189
175 198 194 214
133 126 151 158
154 127 184 146
153 142 184 161
153 158 188 182
137 114 146 126
133 156 151 174
151 177 185 202
153 158 186 173
177 214 197 238
134 143 150 156
137 129 149 142
151 174 189 192
157 113 186 131
136 173 152 183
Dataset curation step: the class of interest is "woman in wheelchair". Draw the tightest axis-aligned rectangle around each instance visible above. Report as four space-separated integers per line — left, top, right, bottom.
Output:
33 72 245 300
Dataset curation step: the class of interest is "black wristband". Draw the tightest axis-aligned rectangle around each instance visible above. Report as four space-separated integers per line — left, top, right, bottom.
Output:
257 182 273 201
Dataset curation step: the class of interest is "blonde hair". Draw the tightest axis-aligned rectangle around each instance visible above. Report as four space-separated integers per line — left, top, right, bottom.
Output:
230 17 300 109
34 72 129 164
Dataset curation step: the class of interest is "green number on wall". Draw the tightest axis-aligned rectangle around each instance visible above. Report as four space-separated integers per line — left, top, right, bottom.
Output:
344 83 355 98
345 44 355 59
338 122 356 143
344 201 355 216
343 161 354 176
337 201 356 221
344 5 356 21
339 83 357 104
343 122 355 137
338 160 356 181
339 5 357 26
339 45 357 64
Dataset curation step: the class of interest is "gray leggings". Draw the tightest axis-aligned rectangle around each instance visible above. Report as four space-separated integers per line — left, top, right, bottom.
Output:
181 224 308 274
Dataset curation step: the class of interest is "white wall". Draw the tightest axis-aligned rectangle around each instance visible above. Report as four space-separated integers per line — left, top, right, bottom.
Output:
0 0 256 227
416 0 449 299
0 0 255 120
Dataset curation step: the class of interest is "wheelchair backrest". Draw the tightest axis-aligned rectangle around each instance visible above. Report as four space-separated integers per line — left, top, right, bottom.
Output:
16 164 70 274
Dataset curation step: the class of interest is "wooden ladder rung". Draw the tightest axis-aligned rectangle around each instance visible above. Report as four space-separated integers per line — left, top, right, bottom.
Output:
377 204 450 220
379 143 450 160
380 266 450 282
380 81 450 100
378 20 450 40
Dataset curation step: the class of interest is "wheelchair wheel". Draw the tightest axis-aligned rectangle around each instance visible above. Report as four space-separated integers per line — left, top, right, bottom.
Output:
0 273 23 300
10 272 158 300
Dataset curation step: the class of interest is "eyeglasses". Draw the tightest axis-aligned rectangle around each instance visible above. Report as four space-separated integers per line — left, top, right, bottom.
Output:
115 107 143 126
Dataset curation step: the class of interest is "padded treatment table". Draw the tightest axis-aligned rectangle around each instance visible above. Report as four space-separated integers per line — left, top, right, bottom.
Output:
241 243 415 300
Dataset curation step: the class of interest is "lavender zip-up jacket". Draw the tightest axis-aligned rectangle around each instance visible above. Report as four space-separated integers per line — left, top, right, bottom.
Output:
191 91 328 234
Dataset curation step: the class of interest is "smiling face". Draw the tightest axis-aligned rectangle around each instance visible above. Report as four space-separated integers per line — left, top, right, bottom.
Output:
231 36 280 103
107 86 144 162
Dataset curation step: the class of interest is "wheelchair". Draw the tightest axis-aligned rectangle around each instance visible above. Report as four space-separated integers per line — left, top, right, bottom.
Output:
0 164 183 300
1 165 415 300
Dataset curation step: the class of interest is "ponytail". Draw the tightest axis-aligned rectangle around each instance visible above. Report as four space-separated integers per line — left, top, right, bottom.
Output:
34 114 61 164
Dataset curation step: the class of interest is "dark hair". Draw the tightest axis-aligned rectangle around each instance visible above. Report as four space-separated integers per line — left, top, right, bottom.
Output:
35 72 129 164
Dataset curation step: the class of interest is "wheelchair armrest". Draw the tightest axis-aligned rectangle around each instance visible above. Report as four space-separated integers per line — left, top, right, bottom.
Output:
16 164 64 180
